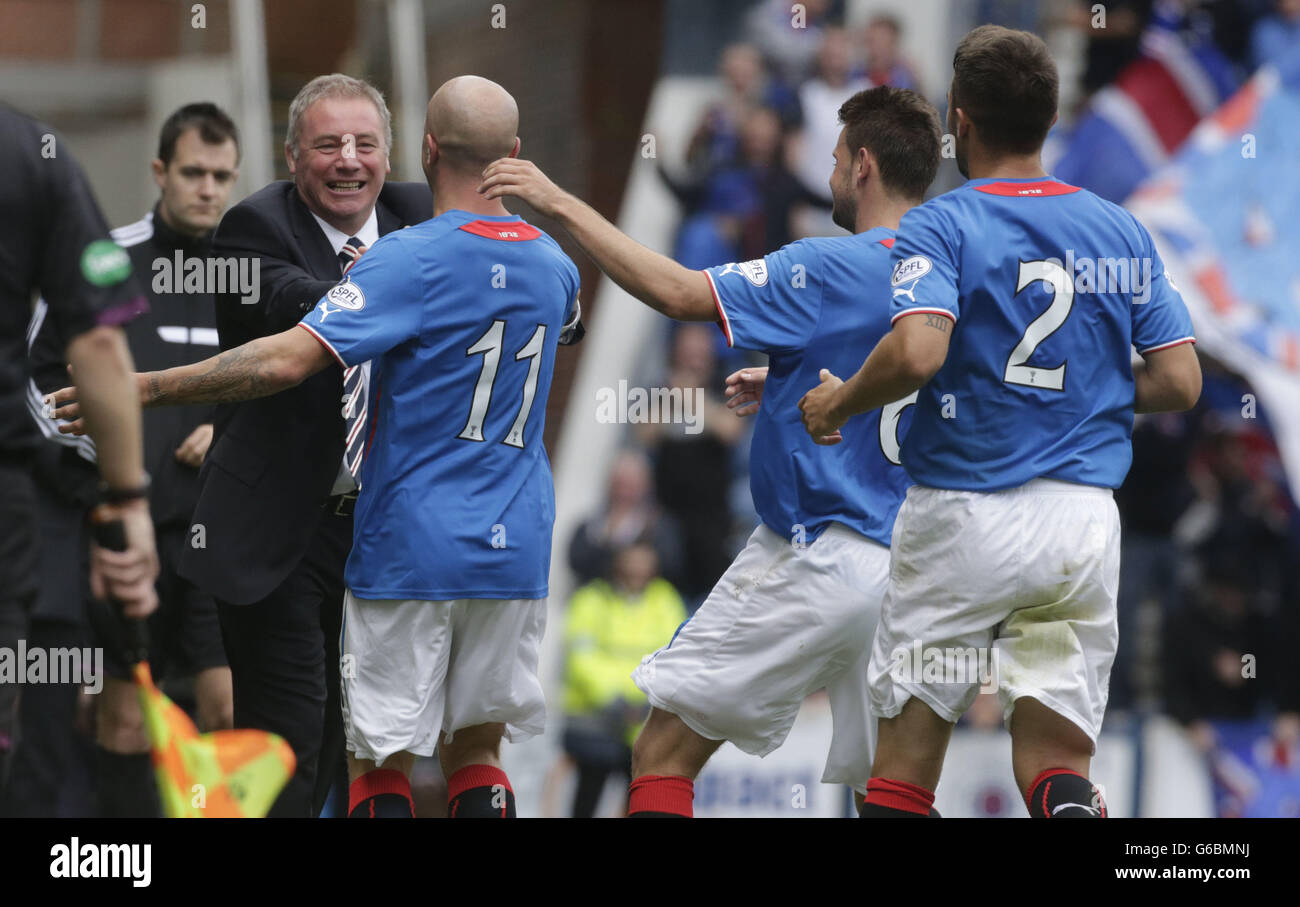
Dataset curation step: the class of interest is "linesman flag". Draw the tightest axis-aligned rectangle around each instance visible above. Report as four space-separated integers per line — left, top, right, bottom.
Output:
131 659 295 818
94 517 295 817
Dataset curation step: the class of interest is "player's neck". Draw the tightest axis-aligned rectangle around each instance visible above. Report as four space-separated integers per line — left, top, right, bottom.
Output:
431 175 512 219
965 147 1048 181
853 193 912 234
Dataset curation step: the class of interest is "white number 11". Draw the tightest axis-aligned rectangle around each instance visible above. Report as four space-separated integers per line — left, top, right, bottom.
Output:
458 319 547 448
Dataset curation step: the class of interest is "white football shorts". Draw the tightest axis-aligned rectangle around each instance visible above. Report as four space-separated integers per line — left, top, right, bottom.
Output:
340 591 547 765
633 521 887 791
868 478 1121 748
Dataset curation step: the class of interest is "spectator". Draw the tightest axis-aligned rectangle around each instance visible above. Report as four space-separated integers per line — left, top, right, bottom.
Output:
1162 537 1276 729
686 43 799 178
1112 411 1199 710
637 324 745 607
744 0 838 86
561 543 686 817
791 28 872 209
1072 0 1153 98
733 106 823 256
670 169 757 272
568 449 685 590
858 15 921 91
664 106 821 268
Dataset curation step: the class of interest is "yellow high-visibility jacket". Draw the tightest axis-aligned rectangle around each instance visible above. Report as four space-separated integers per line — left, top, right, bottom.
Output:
563 578 687 718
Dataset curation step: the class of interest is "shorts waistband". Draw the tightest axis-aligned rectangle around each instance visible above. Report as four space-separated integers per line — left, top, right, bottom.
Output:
918 479 1113 497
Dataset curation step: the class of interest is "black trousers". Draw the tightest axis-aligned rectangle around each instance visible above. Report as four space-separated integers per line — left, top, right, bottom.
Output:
563 726 633 818
2 476 96 817
0 463 40 800
217 508 350 818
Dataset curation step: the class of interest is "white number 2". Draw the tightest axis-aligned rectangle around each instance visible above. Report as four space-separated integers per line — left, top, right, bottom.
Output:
1004 259 1073 391
458 320 546 448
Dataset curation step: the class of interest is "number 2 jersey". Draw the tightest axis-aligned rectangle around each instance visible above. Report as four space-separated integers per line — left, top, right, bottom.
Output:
300 210 580 600
888 177 1195 492
705 226 914 549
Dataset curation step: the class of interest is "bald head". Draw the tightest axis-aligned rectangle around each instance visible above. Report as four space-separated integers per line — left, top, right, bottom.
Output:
425 76 519 175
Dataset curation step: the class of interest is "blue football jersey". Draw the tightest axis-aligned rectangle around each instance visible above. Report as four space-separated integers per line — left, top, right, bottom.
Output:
705 227 914 548
888 177 1195 491
300 210 580 600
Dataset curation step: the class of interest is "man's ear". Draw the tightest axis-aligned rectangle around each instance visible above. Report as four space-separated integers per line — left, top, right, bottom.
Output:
424 134 438 167
509 136 521 159
855 146 872 185
953 106 973 138
150 158 166 191
284 143 296 176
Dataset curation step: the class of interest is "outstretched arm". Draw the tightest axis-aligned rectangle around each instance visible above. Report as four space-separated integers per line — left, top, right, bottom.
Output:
50 325 334 430
479 158 716 322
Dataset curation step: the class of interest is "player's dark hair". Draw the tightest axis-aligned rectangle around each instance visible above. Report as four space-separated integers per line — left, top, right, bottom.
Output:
837 85 941 201
157 102 240 166
951 24 1058 155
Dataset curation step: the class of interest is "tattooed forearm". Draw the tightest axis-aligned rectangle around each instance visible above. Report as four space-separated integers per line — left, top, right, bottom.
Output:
924 313 951 333
146 342 285 406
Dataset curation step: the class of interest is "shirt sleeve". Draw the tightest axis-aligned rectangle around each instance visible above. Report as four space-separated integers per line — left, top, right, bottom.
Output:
38 145 148 338
298 232 423 366
703 240 825 353
1131 228 1196 354
558 260 583 344
888 204 960 325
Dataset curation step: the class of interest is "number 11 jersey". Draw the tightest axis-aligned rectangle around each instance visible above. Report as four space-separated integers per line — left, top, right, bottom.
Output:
887 177 1195 492
300 210 580 601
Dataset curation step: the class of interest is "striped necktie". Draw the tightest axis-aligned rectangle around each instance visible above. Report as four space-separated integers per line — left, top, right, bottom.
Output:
338 235 364 275
342 363 367 484
339 237 367 484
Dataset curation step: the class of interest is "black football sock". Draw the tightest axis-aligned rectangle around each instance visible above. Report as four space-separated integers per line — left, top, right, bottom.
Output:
1024 768 1106 817
446 764 516 817
347 768 414 818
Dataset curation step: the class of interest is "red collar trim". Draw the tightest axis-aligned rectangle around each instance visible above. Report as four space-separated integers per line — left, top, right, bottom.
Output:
458 219 541 241
974 180 1080 197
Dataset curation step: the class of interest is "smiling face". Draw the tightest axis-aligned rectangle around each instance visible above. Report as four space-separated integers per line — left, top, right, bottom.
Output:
286 95 389 233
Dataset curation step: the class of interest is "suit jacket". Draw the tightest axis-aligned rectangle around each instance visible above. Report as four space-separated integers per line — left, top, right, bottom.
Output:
179 180 432 605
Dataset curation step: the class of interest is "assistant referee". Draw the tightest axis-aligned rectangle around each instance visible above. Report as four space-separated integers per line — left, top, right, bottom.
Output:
0 105 159 792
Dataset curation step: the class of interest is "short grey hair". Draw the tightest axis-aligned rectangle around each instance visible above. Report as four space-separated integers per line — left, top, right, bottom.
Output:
286 73 393 158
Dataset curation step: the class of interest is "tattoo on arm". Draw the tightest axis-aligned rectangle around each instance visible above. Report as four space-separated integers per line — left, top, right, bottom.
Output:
150 343 280 405
923 314 951 334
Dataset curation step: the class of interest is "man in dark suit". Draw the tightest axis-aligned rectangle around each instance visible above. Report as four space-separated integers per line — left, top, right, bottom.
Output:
179 74 431 816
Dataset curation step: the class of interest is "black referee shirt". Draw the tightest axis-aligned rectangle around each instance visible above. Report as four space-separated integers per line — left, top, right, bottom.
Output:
0 105 147 458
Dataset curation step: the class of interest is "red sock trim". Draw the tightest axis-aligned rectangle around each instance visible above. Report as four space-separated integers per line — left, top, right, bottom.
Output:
446 764 512 802
1024 767 1103 818
628 774 694 817
348 769 412 815
864 778 934 816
